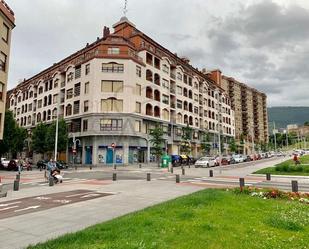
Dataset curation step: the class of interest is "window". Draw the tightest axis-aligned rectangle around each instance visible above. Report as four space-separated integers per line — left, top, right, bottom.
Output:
67 72 74 82
54 79 59 88
135 84 141 96
0 82 3 101
194 106 198 114
84 82 89 94
53 94 58 104
38 86 43 94
162 94 169 105
38 100 42 108
107 47 120 55
101 80 123 93
136 66 141 77
28 103 32 111
177 99 182 109
194 94 198 102
100 119 123 131
75 66 81 79
0 52 7 71
85 64 90 75
135 120 141 132
177 86 182 95
177 72 182 81
73 100 80 114
135 102 141 113
83 119 88 132
74 82 81 96
162 64 169 74
162 79 169 89
2 23 9 43
66 88 73 99
84 100 89 112
102 63 124 73
101 99 123 112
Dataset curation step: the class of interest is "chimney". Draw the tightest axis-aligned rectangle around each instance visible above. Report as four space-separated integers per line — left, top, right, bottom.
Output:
209 69 222 87
103 26 110 38
181 56 190 64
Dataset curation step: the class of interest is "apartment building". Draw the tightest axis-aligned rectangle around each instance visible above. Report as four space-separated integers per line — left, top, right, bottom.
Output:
220 75 269 154
7 17 235 165
0 1 14 139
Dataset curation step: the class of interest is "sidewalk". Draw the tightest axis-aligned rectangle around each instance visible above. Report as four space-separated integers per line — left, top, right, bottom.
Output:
0 179 204 249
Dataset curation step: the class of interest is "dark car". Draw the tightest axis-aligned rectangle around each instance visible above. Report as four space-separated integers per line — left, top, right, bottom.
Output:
8 160 18 171
244 155 252 162
56 161 68 170
187 156 196 165
37 160 48 169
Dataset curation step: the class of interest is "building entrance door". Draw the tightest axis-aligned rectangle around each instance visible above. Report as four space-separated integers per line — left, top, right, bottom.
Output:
106 148 114 164
85 146 92 164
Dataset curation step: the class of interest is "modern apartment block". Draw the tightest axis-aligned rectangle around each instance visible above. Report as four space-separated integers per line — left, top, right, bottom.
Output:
220 75 269 153
0 1 14 139
7 17 236 165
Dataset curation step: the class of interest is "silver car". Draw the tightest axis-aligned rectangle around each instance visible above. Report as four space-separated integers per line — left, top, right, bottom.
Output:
195 157 217 168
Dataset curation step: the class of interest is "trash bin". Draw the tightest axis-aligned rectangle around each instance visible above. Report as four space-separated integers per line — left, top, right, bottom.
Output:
161 154 170 168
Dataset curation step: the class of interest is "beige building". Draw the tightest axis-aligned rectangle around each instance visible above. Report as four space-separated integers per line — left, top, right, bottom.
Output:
220 75 269 153
7 17 235 164
0 1 14 139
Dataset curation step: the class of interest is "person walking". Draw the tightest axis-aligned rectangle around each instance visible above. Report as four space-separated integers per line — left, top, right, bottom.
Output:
46 158 56 180
17 157 24 174
293 154 300 165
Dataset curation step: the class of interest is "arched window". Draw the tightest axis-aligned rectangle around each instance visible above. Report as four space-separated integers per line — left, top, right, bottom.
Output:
177 113 182 124
184 114 188 124
28 116 31 125
52 108 57 119
146 69 153 82
47 110 51 120
37 113 41 123
43 111 46 121
162 109 169 120
146 87 153 99
183 88 188 97
188 90 192 99
209 121 212 130
146 104 153 116
189 103 193 112
154 73 160 86
195 118 199 127
48 94 52 105
189 116 193 126
154 106 160 118
184 101 188 111
154 90 160 102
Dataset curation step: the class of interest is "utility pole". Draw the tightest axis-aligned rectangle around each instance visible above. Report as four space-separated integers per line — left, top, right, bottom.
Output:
273 122 277 152
285 130 289 150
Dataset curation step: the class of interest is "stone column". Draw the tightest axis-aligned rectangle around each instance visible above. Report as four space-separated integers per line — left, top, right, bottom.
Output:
123 140 129 165
92 136 98 165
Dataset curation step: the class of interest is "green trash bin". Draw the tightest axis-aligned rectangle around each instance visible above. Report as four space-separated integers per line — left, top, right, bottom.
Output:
161 154 170 168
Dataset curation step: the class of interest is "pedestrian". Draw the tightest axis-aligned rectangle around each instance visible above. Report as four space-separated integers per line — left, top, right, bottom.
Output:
17 157 24 174
46 158 56 180
293 154 300 165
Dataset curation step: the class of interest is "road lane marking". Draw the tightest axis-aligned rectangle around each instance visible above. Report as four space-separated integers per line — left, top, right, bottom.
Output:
66 192 94 198
80 193 101 198
53 199 71 204
0 205 19 211
34 196 51 200
0 201 21 207
14 205 40 212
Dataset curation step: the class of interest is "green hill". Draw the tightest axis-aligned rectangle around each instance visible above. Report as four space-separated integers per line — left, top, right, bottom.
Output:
268 106 309 129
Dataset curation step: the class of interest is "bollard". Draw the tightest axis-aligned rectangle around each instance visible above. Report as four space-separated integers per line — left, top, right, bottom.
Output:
49 177 54 187
113 164 117 170
209 170 213 177
189 164 191 168
75 165 77 170
113 173 117 181
182 167 185 175
239 178 245 188
13 180 20 191
291 180 298 192
39 167 42 172
16 174 20 181
147 173 151 181
90 165 92 170
266 173 271 181
176 174 180 183
171 167 174 174
139 163 142 169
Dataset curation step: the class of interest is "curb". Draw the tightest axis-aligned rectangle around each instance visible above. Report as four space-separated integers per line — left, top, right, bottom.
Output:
249 173 309 179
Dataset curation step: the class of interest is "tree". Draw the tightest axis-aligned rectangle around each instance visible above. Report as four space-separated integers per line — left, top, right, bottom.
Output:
228 138 237 153
200 131 211 155
46 119 68 153
31 122 48 154
149 123 165 167
0 110 27 158
304 121 309 126
181 124 192 154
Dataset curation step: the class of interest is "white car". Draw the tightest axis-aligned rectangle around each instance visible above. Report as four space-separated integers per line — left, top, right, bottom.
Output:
195 157 217 168
1 158 10 168
232 154 246 163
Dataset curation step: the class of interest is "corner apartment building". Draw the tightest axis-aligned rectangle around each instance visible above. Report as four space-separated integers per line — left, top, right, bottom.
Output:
0 1 14 139
220 75 268 153
7 17 235 165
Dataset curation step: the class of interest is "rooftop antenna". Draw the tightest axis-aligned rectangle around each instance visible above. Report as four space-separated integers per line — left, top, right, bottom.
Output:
123 0 128 16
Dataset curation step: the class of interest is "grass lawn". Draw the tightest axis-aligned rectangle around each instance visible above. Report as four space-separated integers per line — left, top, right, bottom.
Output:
27 189 309 249
254 155 309 176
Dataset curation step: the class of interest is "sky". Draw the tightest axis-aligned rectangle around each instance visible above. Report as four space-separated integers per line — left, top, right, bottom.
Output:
5 0 309 107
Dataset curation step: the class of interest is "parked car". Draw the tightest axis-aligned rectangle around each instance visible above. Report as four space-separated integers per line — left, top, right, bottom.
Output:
195 157 217 168
8 160 18 171
56 161 68 169
232 154 246 163
244 155 252 162
37 160 49 169
1 158 10 169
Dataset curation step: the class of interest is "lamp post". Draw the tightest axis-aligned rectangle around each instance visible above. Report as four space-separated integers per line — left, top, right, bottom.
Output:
54 92 61 161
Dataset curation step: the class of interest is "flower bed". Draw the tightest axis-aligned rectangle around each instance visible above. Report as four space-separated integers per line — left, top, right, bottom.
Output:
232 187 309 204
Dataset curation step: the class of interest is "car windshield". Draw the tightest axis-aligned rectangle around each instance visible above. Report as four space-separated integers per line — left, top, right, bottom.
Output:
198 157 211 161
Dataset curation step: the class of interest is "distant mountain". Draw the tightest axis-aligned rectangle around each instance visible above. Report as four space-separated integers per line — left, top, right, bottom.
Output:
268 106 309 129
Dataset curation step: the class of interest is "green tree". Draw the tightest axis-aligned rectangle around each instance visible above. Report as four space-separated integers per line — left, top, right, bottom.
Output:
200 131 211 155
31 122 48 154
149 123 165 167
46 119 68 153
0 110 27 158
181 124 192 154
228 138 237 153
304 121 309 126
